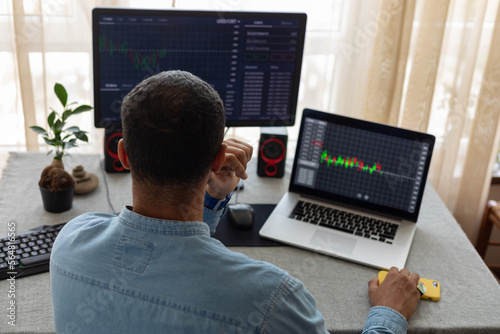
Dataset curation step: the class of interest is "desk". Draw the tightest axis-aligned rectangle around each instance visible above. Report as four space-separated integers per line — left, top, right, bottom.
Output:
1 152 500 333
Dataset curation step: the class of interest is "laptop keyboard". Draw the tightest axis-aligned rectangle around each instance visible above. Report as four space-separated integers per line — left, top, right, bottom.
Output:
289 200 398 244
0 222 66 280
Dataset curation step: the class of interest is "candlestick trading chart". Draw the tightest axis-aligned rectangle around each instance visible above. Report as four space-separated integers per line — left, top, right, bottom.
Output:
294 117 431 213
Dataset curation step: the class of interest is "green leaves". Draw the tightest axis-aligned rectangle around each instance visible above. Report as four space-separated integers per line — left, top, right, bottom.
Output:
62 109 72 121
54 83 68 107
30 126 48 137
48 111 56 128
43 137 57 146
30 83 94 160
64 126 80 133
64 138 78 149
64 126 88 142
74 131 88 142
72 104 93 114
62 104 93 121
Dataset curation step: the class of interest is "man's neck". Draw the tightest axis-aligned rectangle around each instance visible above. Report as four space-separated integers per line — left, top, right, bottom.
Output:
131 181 206 222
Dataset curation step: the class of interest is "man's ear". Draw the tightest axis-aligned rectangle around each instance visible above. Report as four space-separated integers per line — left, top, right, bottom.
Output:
211 142 227 173
117 139 130 170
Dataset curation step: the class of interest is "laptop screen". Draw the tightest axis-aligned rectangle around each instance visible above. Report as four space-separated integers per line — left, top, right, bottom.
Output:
290 109 435 222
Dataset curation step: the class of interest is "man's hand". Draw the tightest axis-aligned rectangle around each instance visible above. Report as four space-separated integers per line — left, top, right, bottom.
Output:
206 139 253 199
368 267 421 320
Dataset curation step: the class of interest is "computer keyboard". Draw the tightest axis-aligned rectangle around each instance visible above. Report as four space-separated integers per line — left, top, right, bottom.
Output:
289 200 398 244
0 222 66 280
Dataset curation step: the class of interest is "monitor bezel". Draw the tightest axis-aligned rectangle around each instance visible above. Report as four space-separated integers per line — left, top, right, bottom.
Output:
92 7 307 128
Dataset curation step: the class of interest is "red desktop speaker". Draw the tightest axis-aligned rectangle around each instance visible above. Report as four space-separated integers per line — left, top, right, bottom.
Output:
104 129 128 173
257 128 287 178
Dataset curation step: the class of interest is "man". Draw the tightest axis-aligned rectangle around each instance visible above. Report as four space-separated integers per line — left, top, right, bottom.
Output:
51 70 421 333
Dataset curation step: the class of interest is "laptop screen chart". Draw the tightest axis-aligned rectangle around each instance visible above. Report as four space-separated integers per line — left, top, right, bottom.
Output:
295 117 431 213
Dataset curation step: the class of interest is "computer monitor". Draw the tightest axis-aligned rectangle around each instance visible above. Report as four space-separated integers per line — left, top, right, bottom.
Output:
92 8 307 128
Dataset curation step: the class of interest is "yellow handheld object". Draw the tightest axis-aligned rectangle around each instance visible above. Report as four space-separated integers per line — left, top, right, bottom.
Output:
378 270 441 301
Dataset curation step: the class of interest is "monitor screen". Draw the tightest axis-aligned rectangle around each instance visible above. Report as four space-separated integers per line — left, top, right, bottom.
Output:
92 8 307 128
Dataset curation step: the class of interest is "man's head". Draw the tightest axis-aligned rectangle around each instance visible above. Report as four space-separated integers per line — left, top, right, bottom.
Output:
120 70 225 190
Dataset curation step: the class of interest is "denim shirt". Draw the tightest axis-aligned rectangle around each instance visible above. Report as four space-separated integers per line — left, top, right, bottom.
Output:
51 205 408 334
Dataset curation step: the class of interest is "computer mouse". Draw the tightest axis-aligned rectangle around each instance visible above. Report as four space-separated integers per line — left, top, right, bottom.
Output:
227 203 254 230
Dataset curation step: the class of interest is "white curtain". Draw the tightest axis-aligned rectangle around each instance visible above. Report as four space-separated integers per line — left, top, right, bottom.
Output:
2 0 500 243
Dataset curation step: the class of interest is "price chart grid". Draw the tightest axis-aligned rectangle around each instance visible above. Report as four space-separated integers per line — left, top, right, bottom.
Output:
314 124 419 211
99 22 235 85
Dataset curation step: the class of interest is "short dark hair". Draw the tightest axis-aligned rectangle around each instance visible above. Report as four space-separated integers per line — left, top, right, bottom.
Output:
121 70 225 188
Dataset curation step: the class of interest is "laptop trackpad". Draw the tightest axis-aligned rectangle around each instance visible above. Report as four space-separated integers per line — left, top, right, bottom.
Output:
309 230 357 255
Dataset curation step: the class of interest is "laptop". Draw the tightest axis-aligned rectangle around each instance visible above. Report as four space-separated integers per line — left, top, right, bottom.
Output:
259 109 435 269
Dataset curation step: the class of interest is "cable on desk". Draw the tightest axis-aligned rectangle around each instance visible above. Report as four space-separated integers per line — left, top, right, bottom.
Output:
99 158 117 215
224 127 230 137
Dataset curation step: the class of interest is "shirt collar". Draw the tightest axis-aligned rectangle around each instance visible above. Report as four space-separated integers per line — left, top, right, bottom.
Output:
117 206 211 236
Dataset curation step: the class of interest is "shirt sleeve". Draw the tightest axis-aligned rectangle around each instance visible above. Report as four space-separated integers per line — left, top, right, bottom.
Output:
203 206 226 235
203 191 231 235
362 306 408 334
260 276 329 334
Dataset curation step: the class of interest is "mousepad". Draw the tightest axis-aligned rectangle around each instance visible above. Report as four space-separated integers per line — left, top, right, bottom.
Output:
212 204 284 247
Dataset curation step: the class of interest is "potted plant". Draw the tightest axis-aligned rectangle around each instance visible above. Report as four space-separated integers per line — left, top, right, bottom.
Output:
30 83 93 213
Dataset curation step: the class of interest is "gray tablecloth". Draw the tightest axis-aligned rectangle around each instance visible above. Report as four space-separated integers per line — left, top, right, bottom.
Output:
1 152 500 333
